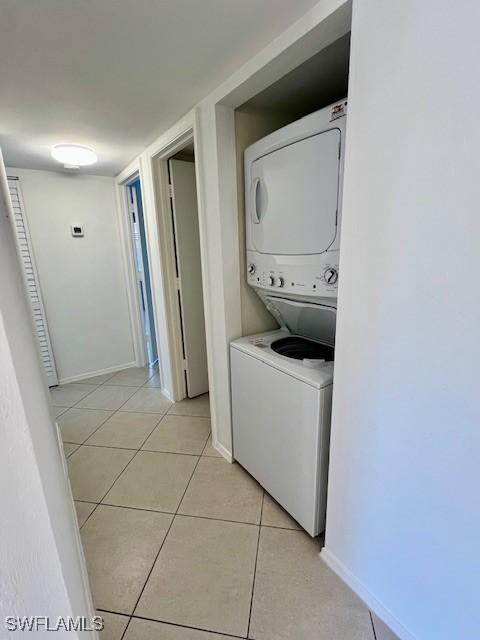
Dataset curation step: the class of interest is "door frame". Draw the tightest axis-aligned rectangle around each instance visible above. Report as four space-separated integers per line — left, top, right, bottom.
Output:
149 129 200 404
115 160 150 369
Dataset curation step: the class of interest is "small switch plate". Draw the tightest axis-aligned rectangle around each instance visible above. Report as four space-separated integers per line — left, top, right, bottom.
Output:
71 225 84 237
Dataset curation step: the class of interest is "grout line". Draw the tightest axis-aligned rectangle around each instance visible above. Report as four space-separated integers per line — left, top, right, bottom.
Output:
167 411 210 418
100 383 149 388
247 492 264 639
68 384 108 409
120 615 132 640
58 406 116 413
79 501 101 531
200 431 212 456
89 496 303 531
132 413 166 451
68 443 139 452
130 445 204 617
369 611 378 640
98 502 266 528
128 613 246 639
96 608 245 640
136 448 205 458
62 410 121 449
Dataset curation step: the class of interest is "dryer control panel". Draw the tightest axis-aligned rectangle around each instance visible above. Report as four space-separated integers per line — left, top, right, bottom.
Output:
247 250 339 298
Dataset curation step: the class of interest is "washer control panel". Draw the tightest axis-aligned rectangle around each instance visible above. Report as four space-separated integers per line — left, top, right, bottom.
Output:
247 251 339 298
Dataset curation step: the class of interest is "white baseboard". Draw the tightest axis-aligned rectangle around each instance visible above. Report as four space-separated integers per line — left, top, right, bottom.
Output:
320 547 416 640
58 361 138 385
213 439 233 462
161 386 174 403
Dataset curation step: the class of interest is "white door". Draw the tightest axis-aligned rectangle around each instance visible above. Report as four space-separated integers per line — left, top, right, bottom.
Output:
250 128 341 255
169 159 208 398
7 177 58 387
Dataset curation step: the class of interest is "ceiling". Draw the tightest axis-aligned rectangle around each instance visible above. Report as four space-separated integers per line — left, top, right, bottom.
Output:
0 0 321 176
240 33 350 118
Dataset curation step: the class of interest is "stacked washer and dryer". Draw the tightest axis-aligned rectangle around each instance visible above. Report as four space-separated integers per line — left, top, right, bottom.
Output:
231 99 347 537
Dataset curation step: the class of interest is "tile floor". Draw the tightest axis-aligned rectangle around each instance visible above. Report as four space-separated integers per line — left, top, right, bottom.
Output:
52 366 391 640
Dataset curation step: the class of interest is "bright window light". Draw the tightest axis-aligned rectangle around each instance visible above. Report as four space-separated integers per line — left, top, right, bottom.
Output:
51 144 97 167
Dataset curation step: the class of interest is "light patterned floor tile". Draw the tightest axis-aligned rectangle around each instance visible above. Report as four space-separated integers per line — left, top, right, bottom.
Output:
250 527 374 640
67 445 135 502
168 394 210 417
142 415 210 455
261 491 301 530
371 613 400 640
52 405 68 419
74 501 96 527
124 618 238 640
75 385 138 411
105 367 155 387
57 408 113 444
77 372 116 385
179 457 263 524
135 515 257 637
201 435 221 457
97 611 130 640
143 372 161 388
103 451 197 512
50 383 97 407
81 505 172 614
119 388 173 414
85 411 160 449
63 442 80 458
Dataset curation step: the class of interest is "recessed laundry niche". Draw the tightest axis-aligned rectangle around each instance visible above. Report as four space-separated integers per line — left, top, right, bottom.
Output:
235 32 350 336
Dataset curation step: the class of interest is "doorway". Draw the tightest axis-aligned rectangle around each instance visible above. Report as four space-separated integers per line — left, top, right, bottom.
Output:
167 144 208 398
126 177 158 368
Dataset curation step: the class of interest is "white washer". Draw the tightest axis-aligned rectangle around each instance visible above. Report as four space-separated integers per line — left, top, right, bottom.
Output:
231 329 333 537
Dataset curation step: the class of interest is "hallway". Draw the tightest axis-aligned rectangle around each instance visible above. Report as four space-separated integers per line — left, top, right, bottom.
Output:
51 367 375 640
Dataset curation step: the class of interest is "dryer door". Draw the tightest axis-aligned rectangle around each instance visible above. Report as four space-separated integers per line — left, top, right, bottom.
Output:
249 128 340 255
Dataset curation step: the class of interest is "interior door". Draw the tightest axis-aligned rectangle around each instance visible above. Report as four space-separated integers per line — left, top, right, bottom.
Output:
128 180 158 367
169 159 208 398
250 128 341 255
7 176 58 386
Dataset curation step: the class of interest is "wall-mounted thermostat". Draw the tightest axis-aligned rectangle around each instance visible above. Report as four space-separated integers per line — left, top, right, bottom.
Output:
71 225 84 237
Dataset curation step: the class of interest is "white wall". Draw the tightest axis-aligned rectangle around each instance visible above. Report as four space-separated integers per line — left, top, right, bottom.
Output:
0 153 96 637
322 2 480 639
135 0 351 455
7 167 135 382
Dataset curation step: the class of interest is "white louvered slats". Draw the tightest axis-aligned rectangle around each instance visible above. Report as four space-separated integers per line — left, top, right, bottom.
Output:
7 177 58 387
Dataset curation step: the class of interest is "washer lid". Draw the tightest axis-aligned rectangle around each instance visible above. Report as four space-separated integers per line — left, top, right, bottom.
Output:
265 296 336 347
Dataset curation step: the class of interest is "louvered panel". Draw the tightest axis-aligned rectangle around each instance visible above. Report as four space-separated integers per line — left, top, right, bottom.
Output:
7 177 58 387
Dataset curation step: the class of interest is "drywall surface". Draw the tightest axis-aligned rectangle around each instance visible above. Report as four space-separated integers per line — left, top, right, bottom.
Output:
125 0 351 454
323 2 480 639
7 167 135 382
0 152 96 637
234 108 292 335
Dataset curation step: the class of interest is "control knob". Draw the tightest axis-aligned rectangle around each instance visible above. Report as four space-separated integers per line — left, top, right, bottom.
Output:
248 263 256 275
324 267 338 285
276 277 284 288
267 276 275 286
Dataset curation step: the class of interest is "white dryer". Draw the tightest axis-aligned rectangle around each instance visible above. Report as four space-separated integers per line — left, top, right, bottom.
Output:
231 99 347 536
245 98 347 303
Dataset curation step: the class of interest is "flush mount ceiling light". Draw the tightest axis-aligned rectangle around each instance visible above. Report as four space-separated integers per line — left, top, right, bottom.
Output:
51 144 97 168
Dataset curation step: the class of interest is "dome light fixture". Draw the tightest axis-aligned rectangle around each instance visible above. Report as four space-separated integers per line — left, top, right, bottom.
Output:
51 144 97 168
